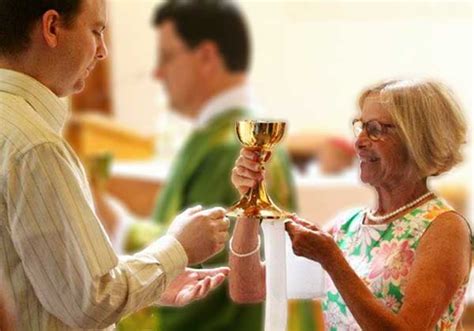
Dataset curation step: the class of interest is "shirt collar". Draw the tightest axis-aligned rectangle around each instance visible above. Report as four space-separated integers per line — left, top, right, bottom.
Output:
0 68 69 134
195 83 259 128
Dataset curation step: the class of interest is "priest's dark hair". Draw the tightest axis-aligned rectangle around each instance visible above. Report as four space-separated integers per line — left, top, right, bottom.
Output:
153 0 251 72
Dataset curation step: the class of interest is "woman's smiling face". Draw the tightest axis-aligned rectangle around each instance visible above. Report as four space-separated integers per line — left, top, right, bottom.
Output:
355 93 417 189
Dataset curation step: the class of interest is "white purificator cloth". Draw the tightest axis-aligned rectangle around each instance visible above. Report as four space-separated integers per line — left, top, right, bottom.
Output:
262 219 326 331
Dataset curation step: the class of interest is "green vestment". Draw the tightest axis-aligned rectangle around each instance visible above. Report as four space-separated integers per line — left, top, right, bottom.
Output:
120 108 316 331
154 107 314 331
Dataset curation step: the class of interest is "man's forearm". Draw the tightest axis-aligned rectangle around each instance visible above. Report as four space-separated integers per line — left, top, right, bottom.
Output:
89 235 188 326
20 233 186 329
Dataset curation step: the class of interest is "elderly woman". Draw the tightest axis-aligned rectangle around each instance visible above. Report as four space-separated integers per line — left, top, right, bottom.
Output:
228 79 471 330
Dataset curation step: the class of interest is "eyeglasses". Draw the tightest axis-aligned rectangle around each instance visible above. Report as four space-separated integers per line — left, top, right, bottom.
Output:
352 119 396 141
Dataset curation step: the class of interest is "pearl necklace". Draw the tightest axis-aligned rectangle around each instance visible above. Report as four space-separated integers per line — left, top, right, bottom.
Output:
366 191 434 223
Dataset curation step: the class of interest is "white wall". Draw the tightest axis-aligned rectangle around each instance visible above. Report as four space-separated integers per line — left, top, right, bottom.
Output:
242 1 472 137
109 0 163 134
108 0 472 138
107 0 472 219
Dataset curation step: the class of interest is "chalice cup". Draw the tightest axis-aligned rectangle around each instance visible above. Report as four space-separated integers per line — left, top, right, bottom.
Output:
227 120 291 220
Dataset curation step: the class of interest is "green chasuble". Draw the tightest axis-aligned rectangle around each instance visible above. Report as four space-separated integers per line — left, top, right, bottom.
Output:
154 107 317 331
119 108 316 331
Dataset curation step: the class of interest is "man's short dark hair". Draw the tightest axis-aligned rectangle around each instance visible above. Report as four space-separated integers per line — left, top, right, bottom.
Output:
153 0 251 72
0 0 82 56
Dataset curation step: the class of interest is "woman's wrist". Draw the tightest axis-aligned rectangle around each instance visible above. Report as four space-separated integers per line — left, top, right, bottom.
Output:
321 243 345 274
231 217 260 250
230 235 261 257
234 217 260 233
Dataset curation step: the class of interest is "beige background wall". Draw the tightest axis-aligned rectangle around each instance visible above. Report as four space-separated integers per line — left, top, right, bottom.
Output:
108 0 472 136
107 0 472 219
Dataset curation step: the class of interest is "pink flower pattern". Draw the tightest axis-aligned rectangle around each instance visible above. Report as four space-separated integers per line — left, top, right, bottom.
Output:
392 223 406 238
368 240 415 282
380 294 401 312
322 198 468 330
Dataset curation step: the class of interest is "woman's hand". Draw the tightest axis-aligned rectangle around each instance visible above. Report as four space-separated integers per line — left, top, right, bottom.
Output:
285 215 339 269
231 148 266 195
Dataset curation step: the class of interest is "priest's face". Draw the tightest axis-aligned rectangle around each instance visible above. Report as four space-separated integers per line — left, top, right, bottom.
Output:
153 20 202 117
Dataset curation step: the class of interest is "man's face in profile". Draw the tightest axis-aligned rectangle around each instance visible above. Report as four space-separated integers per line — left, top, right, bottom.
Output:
153 20 201 116
55 0 108 97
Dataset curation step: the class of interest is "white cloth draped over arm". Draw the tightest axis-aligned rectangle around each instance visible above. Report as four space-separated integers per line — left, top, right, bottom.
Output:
285 232 326 299
6 142 187 329
262 220 288 331
261 220 326 331
285 209 363 300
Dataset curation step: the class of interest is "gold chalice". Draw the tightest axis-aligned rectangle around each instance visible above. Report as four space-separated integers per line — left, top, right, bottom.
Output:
227 120 291 220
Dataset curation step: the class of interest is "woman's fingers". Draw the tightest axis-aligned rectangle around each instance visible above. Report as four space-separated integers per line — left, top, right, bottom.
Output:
241 148 272 162
241 148 259 160
236 164 260 178
290 214 320 231
285 220 299 239
232 148 270 194
231 168 258 194
286 220 315 243
232 173 256 188
236 155 262 173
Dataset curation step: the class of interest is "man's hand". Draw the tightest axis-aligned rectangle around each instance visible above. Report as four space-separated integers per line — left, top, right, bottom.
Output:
159 267 230 307
168 206 230 265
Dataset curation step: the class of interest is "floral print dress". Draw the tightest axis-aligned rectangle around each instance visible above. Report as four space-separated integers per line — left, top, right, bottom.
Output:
322 197 468 330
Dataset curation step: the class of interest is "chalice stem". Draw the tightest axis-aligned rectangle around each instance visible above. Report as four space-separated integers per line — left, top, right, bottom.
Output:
246 179 272 206
226 119 290 220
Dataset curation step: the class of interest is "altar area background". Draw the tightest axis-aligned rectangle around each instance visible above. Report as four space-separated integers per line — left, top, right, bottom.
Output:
66 0 473 327
105 0 472 220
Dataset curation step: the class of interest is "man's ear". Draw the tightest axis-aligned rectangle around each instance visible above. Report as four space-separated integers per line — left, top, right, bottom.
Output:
197 41 222 74
41 10 62 48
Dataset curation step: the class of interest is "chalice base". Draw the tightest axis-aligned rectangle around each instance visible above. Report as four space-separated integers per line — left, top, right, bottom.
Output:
226 196 291 220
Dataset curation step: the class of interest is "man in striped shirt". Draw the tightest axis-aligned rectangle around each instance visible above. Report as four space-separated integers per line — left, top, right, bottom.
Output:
0 0 230 330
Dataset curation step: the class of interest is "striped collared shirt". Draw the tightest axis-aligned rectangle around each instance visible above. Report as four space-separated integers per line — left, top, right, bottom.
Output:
0 68 187 330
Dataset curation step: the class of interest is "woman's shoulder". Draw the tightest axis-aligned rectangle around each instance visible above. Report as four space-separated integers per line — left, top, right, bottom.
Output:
404 197 453 223
430 210 471 239
419 197 471 252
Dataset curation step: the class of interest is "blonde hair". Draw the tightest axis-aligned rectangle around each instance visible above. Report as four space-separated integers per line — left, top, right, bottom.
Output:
358 79 467 178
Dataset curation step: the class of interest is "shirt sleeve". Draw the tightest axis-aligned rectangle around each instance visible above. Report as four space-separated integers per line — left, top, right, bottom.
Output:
6 142 187 329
